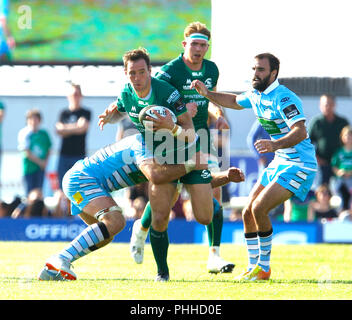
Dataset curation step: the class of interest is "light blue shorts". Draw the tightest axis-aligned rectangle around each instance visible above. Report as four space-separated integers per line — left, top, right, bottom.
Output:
62 161 110 216
259 160 317 201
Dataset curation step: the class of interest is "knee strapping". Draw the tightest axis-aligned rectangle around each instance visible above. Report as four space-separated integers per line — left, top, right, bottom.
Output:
94 205 122 221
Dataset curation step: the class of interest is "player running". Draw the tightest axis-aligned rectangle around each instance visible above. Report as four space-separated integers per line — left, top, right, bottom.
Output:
190 53 317 281
130 22 234 274
38 133 244 281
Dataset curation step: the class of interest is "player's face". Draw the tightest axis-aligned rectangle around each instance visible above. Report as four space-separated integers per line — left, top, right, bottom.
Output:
125 58 152 96
252 58 276 92
183 39 209 65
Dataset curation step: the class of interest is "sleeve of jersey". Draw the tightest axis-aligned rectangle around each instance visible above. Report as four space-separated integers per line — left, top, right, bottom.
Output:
166 89 187 117
278 94 306 127
155 66 172 83
115 96 126 113
236 92 253 109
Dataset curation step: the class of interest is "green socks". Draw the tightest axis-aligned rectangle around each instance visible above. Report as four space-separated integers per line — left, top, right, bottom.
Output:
141 201 152 229
206 198 223 247
150 226 169 275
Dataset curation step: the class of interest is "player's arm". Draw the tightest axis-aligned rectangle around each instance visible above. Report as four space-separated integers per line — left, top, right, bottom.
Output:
210 167 245 188
190 80 244 110
254 120 308 154
140 158 244 187
98 100 125 130
207 86 230 130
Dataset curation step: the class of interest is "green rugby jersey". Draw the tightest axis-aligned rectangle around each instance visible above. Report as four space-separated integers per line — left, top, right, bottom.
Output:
155 53 219 131
332 147 352 171
116 77 197 164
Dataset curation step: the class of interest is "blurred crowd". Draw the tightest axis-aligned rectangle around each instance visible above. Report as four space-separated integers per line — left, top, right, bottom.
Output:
0 89 351 225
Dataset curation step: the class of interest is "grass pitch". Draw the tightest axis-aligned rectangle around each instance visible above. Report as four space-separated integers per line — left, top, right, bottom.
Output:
1 241 352 300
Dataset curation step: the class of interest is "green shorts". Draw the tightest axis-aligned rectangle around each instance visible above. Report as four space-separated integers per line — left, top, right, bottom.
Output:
179 169 212 184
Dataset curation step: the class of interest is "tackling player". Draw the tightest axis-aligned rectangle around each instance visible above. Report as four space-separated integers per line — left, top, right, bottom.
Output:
38 133 244 281
191 53 317 281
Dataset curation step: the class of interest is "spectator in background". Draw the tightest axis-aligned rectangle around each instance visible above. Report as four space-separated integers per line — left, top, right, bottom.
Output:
0 0 15 62
11 188 50 218
247 121 275 176
309 94 349 187
283 191 315 222
17 109 52 196
0 195 21 218
56 83 91 188
331 125 352 211
338 201 352 222
310 184 338 222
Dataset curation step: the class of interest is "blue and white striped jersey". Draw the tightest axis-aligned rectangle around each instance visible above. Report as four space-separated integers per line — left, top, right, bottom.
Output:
237 80 317 169
78 134 148 193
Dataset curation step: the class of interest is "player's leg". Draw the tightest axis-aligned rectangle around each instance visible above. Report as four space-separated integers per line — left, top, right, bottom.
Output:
237 180 265 279
130 166 245 266
147 181 177 281
239 163 315 281
205 162 235 274
39 168 125 281
130 185 180 264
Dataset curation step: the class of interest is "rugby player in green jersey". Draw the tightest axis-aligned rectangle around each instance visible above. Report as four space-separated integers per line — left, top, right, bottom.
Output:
99 48 231 281
130 22 234 274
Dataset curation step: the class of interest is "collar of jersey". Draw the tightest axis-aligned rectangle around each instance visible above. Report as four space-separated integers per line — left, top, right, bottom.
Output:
253 79 280 95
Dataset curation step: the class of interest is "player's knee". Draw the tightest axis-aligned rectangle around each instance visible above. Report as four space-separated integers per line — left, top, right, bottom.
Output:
251 199 265 219
101 211 126 236
197 215 212 225
194 208 213 225
149 172 162 184
242 206 253 223
151 212 169 230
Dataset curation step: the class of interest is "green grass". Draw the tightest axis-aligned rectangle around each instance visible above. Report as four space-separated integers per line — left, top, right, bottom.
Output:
1 241 352 300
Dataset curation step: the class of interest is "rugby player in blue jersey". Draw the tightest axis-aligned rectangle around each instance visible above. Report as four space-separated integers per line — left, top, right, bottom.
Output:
191 53 317 281
38 133 244 281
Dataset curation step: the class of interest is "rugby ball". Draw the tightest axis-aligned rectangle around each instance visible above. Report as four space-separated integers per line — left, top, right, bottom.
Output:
138 105 177 131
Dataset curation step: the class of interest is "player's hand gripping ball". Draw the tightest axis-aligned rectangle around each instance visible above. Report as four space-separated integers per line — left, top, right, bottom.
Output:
138 105 177 131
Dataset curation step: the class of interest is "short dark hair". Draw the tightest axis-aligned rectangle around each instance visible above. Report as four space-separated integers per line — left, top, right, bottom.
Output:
26 108 41 121
123 47 151 70
255 53 280 79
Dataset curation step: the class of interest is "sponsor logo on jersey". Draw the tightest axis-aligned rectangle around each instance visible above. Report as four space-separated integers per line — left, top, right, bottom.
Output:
192 71 203 77
167 90 181 104
201 169 211 179
281 97 290 103
129 112 139 118
73 192 84 205
174 98 187 112
158 70 171 79
204 78 213 88
283 104 300 119
138 100 149 106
